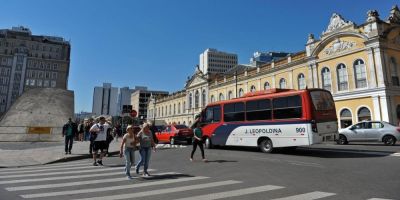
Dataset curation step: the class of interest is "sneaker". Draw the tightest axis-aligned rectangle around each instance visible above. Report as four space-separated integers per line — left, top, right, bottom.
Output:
97 160 103 166
144 172 150 176
65 152 68 155
127 176 132 180
202 159 208 162
93 162 98 166
190 158 193 162
68 151 71 154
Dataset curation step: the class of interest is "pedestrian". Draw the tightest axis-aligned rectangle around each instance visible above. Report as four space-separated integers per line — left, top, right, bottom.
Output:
105 125 114 157
135 122 156 176
119 125 139 179
84 121 91 141
78 121 84 142
190 122 207 162
62 118 78 154
89 116 111 166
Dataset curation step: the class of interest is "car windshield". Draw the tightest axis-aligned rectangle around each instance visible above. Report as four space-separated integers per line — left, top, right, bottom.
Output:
174 125 188 129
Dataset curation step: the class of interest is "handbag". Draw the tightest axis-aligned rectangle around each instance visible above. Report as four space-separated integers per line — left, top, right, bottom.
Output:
89 132 97 142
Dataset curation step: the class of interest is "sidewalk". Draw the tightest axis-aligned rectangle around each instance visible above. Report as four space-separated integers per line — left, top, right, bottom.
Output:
0 140 121 168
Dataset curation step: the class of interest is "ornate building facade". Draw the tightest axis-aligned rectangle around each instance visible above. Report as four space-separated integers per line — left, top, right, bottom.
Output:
147 6 400 129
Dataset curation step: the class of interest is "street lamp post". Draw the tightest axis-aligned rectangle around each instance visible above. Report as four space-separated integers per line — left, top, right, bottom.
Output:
235 70 238 98
152 94 157 125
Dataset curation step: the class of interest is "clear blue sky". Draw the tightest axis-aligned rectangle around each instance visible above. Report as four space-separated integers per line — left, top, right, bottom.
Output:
0 0 398 112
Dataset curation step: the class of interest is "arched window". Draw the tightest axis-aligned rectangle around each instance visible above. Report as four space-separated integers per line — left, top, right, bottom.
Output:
178 102 181 114
340 109 352 128
195 90 199 108
210 95 215 103
173 104 176 115
183 101 186 113
279 78 286 89
183 121 186 125
238 88 244 97
264 82 270 90
178 121 180 124
169 105 171 115
298 73 306 89
157 108 160 117
161 107 164 117
358 107 371 121
250 85 256 92
219 93 225 101
165 106 168 116
354 59 367 88
189 93 193 109
390 57 399 86
202 90 206 107
227 91 232 100
337 63 348 91
321 67 332 91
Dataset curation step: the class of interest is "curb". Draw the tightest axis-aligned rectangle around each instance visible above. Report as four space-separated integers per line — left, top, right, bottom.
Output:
47 151 120 165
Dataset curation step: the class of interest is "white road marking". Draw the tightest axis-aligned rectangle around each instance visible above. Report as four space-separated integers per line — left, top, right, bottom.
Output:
174 185 284 200
0 164 99 175
21 176 210 198
368 198 394 200
0 161 90 172
0 169 155 184
7 172 178 191
389 153 400 157
0 166 125 178
71 180 241 200
271 191 336 200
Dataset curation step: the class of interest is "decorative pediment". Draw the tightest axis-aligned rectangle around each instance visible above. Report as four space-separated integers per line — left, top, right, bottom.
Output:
323 13 355 35
388 5 400 24
323 38 356 56
185 71 208 89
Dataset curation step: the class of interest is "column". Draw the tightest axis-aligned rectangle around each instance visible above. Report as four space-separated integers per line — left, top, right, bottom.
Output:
308 64 314 88
380 96 389 122
312 64 318 88
288 71 293 89
373 47 388 87
366 48 377 88
372 96 381 121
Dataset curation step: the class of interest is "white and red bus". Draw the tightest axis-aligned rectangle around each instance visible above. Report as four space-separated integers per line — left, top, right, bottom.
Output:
198 88 338 153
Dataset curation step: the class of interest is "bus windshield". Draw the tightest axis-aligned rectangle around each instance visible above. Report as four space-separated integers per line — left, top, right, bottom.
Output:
310 91 335 111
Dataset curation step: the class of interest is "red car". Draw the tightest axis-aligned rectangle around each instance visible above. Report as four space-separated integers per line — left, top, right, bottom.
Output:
155 124 193 145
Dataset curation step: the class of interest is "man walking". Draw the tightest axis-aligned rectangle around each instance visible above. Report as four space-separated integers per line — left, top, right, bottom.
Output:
89 116 111 166
62 118 78 154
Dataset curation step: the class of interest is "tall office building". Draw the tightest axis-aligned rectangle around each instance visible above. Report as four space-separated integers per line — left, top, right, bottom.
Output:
199 48 238 74
250 51 289 66
92 83 118 116
130 87 168 121
117 87 135 115
0 26 71 115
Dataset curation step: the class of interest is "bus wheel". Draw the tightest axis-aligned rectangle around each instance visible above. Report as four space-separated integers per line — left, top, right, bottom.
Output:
205 137 213 149
337 135 348 145
259 139 273 153
383 135 396 146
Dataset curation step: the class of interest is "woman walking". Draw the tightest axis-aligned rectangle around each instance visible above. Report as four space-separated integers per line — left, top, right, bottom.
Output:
135 123 156 176
119 125 139 179
190 123 207 162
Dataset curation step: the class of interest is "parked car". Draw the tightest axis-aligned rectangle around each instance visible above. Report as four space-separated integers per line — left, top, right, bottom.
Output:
155 124 194 145
338 121 400 145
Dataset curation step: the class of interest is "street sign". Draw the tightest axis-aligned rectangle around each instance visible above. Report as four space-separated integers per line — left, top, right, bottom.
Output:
130 109 137 118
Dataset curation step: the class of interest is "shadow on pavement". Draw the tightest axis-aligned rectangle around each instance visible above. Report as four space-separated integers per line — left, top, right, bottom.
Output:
212 146 394 158
139 173 194 180
205 160 238 163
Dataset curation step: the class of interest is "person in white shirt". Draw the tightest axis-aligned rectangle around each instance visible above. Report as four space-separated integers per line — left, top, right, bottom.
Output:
89 116 111 166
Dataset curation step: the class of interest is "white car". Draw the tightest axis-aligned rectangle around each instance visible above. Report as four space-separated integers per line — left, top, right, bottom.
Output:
338 121 400 145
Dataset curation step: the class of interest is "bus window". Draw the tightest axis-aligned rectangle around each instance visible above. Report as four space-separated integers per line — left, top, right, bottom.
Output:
273 95 302 119
246 99 272 121
310 91 335 111
203 106 221 123
224 102 245 122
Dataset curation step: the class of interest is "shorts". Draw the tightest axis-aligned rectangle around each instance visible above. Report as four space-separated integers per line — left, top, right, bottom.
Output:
93 141 107 153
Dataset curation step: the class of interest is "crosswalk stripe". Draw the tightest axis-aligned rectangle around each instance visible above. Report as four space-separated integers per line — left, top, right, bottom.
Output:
0 161 90 172
21 176 210 198
71 180 241 200
6 172 179 191
0 166 125 178
368 198 394 200
271 191 336 200
390 153 400 157
0 164 100 175
0 169 155 184
174 185 285 200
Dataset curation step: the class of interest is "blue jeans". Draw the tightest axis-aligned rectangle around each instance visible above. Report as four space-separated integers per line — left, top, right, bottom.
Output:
136 147 151 173
124 147 135 176
84 132 90 141
65 135 73 153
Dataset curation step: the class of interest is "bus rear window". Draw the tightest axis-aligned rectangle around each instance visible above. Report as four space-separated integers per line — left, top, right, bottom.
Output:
310 91 335 111
203 106 221 123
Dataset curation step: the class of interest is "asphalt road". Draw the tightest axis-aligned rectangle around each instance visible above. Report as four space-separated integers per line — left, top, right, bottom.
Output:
0 143 399 200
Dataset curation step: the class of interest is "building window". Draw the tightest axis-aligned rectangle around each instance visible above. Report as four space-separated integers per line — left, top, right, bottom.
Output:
337 63 348 91
250 85 256 92
44 80 49 87
298 73 306 89
210 95 215 103
354 59 367 88
174 104 176 115
219 93 224 101
390 57 399 86
189 93 193 109
202 90 206 107
37 79 42 87
358 107 371 122
169 105 171 115
183 101 186 113
264 82 270 90
178 102 181 114
340 109 352 128
279 78 286 89
162 107 164 117
228 91 233 100
195 90 199 108
238 88 244 97
321 67 331 91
